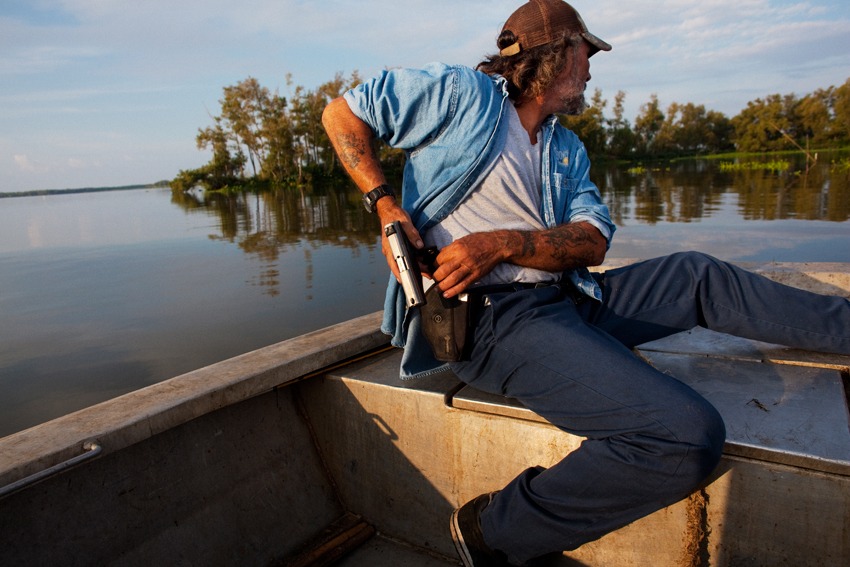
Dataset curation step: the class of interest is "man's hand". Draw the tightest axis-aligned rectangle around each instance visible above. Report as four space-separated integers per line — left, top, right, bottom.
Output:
432 222 607 298
377 198 425 281
433 232 508 298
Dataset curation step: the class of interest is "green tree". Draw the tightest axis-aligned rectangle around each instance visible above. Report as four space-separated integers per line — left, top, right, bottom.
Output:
796 88 833 146
219 77 271 177
607 90 636 158
197 119 246 181
650 102 731 156
705 109 734 153
634 94 664 157
174 72 850 194
173 72 363 193
259 93 295 183
731 94 795 152
675 103 706 152
170 119 246 192
834 79 850 142
653 102 681 156
290 71 361 179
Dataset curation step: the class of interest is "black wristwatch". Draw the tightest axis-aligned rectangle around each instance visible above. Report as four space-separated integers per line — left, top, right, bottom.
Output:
362 184 395 213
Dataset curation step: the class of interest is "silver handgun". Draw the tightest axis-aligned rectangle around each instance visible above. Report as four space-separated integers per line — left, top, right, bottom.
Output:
385 221 426 308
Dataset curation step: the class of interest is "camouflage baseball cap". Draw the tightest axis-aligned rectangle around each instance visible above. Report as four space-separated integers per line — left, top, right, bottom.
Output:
499 0 612 57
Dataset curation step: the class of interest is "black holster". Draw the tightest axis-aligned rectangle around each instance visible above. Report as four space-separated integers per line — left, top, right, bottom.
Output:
419 284 471 362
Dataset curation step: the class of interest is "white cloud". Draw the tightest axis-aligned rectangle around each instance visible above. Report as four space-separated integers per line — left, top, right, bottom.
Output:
14 154 41 172
0 0 848 192
0 44 102 75
584 0 850 118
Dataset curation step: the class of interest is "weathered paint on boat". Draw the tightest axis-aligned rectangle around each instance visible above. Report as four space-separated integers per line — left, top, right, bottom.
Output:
1 261 848 566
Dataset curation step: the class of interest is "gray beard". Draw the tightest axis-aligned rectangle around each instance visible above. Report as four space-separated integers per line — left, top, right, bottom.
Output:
562 93 588 116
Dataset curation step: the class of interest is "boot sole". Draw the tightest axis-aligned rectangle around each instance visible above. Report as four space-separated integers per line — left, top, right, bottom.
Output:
450 507 474 567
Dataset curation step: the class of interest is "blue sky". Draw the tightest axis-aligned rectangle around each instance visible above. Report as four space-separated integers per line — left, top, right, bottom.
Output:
2 0 849 193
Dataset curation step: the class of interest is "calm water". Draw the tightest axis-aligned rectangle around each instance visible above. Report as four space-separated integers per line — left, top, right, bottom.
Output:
1 157 849 437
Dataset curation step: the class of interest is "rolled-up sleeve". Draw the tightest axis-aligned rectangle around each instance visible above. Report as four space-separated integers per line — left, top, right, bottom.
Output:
343 63 458 151
548 128 616 248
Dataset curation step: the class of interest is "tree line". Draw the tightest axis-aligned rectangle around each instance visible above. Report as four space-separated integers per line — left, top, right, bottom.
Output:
2 182 169 199
170 72 367 193
171 74 850 193
562 79 850 159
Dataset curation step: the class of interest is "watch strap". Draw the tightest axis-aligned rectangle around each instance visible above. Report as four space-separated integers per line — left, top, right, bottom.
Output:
362 184 395 213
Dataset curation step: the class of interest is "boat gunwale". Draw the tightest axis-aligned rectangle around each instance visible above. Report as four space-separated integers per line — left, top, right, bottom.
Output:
0 310 388 492
1 259 848 493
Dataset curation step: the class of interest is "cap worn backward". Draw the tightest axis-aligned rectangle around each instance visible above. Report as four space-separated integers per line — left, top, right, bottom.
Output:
499 0 612 57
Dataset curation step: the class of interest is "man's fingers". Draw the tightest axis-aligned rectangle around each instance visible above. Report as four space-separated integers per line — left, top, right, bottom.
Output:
439 273 476 298
402 221 424 249
433 261 477 298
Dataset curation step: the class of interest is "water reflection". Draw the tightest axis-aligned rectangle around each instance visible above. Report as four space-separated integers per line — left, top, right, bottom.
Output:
0 184 390 437
165 156 850 274
1 158 848 438
171 185 380 296
599 155 849 226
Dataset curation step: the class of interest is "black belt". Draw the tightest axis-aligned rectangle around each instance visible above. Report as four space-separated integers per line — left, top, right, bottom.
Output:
467 281 558 295
465 281 562 307
465 280 590 308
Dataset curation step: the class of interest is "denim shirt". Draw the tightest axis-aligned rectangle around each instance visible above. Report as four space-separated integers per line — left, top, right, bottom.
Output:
344 62 616 379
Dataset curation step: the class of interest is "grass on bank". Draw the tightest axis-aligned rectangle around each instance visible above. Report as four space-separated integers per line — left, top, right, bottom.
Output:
625 147 850 176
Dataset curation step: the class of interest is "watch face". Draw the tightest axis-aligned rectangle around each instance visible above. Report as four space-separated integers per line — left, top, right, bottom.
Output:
363 185 393 213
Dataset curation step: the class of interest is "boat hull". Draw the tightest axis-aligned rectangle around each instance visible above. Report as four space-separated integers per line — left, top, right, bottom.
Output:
1 261 849 566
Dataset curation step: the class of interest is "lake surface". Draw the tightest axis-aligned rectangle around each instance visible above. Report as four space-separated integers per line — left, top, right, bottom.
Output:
1 157 849 437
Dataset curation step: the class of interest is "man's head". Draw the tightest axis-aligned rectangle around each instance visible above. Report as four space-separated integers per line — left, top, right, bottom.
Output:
499 0 611 58
477 1 610 111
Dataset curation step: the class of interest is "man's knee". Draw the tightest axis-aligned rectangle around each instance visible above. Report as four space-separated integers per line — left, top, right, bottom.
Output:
666 250 723 274
669 398 726 489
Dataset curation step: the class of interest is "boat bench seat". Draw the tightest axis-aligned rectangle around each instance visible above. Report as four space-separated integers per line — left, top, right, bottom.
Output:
455 328 850 475
342 261 850 475
343 328 850 476
311 320 850 565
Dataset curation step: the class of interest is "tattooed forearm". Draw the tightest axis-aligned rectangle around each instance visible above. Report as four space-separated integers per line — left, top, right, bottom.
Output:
542 223 600 268
505 222 606 271
336 133 368 170
508 231 537 259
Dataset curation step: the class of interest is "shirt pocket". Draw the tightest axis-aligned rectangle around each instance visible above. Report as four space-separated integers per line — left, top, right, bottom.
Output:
549 171 580 225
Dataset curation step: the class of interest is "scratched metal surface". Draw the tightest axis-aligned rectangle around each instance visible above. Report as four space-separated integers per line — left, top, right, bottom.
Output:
637 329 850 473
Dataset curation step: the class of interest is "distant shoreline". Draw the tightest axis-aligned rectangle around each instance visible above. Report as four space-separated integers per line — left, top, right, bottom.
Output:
0 182 169 199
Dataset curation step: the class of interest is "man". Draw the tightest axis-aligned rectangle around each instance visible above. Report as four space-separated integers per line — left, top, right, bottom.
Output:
322 1 850 565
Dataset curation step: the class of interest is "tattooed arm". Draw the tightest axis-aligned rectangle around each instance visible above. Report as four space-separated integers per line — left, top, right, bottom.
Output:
321 97 423 279
433 222 607 298
322 98 386 194
323 97 606 296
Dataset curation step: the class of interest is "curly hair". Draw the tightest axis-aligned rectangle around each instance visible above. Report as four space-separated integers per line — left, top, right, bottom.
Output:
477 31 583 105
